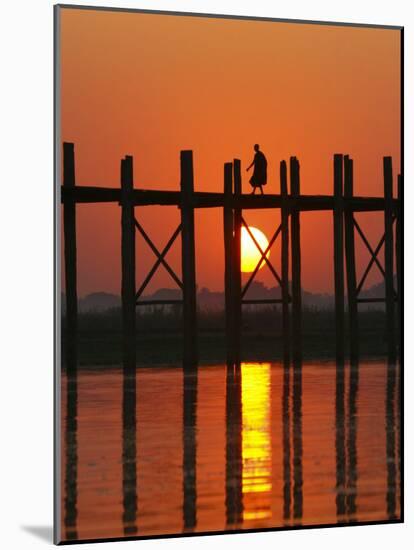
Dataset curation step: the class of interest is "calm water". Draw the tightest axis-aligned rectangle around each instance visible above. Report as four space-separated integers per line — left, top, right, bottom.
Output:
60 361 401 541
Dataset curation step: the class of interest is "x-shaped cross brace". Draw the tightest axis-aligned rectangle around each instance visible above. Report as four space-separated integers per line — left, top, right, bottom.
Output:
134 218 183 301
241 217 288 299
354 216 397 298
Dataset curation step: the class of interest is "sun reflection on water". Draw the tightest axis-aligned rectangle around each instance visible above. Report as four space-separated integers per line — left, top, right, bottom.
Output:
241 363 272 521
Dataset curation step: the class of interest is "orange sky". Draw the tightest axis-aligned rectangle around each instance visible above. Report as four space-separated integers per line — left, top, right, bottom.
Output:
59 7 401 296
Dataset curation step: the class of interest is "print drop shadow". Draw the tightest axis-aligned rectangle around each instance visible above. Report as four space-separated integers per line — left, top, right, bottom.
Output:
21 525 53 543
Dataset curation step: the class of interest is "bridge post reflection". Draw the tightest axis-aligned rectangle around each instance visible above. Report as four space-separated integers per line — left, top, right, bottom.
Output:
282 360 291 523
225 362 243 527
335 358 360 523
63 345 78 541
292 360 303 523
335 359 347 519
183 368 198 531
122 359 137 535
281 359 303 525
385 360 399 519
346 359 359 520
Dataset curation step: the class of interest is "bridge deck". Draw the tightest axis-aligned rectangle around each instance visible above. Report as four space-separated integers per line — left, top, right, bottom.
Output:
61 186 398 212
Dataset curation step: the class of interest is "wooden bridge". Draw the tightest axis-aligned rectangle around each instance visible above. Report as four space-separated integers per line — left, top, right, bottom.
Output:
61 142 402 371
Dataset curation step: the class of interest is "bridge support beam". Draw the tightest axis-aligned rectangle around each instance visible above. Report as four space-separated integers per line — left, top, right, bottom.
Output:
384 157 396 361
344 155 359 361
290 157 302 363
181 151 198 368
280 160 291 363
396 174 402 358
121 155 136 372
233 159 242 364
224 162 235 363
63 142 78 375
333 154 345 363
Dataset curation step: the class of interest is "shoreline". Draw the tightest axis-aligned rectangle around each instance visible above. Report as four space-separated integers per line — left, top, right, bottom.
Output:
61 330 397 369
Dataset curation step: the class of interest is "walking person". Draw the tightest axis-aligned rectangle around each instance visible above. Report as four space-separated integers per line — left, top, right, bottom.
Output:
246 144 267 194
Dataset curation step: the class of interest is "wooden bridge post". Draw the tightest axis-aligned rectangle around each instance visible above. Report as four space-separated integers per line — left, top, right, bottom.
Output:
396 174 402 356
120 156 138 534
63 142 78 374
224 162 235 363
290 158 304 518
121 155 136 371
383 157 396 360
280 160 291 363
180 151 198 367
333 154 345 362
344 156 359 361
233 159 242 363
290 157 302 363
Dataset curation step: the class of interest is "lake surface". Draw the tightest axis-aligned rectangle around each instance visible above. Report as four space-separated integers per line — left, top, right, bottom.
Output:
60 360 401 542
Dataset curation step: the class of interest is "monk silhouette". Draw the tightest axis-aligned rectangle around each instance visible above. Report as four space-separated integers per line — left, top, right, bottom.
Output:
246 144 267 194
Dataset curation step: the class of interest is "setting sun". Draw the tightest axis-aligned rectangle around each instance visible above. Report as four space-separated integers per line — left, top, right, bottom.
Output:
241 226 270 273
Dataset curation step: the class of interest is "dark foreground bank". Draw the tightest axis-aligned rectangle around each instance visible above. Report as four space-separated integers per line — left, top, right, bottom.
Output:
61 307 400 367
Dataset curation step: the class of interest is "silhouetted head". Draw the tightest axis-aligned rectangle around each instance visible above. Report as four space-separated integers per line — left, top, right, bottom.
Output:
254 144 260 152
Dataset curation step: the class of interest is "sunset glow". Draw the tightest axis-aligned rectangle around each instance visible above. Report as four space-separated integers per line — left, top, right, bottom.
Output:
60 8 400 296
